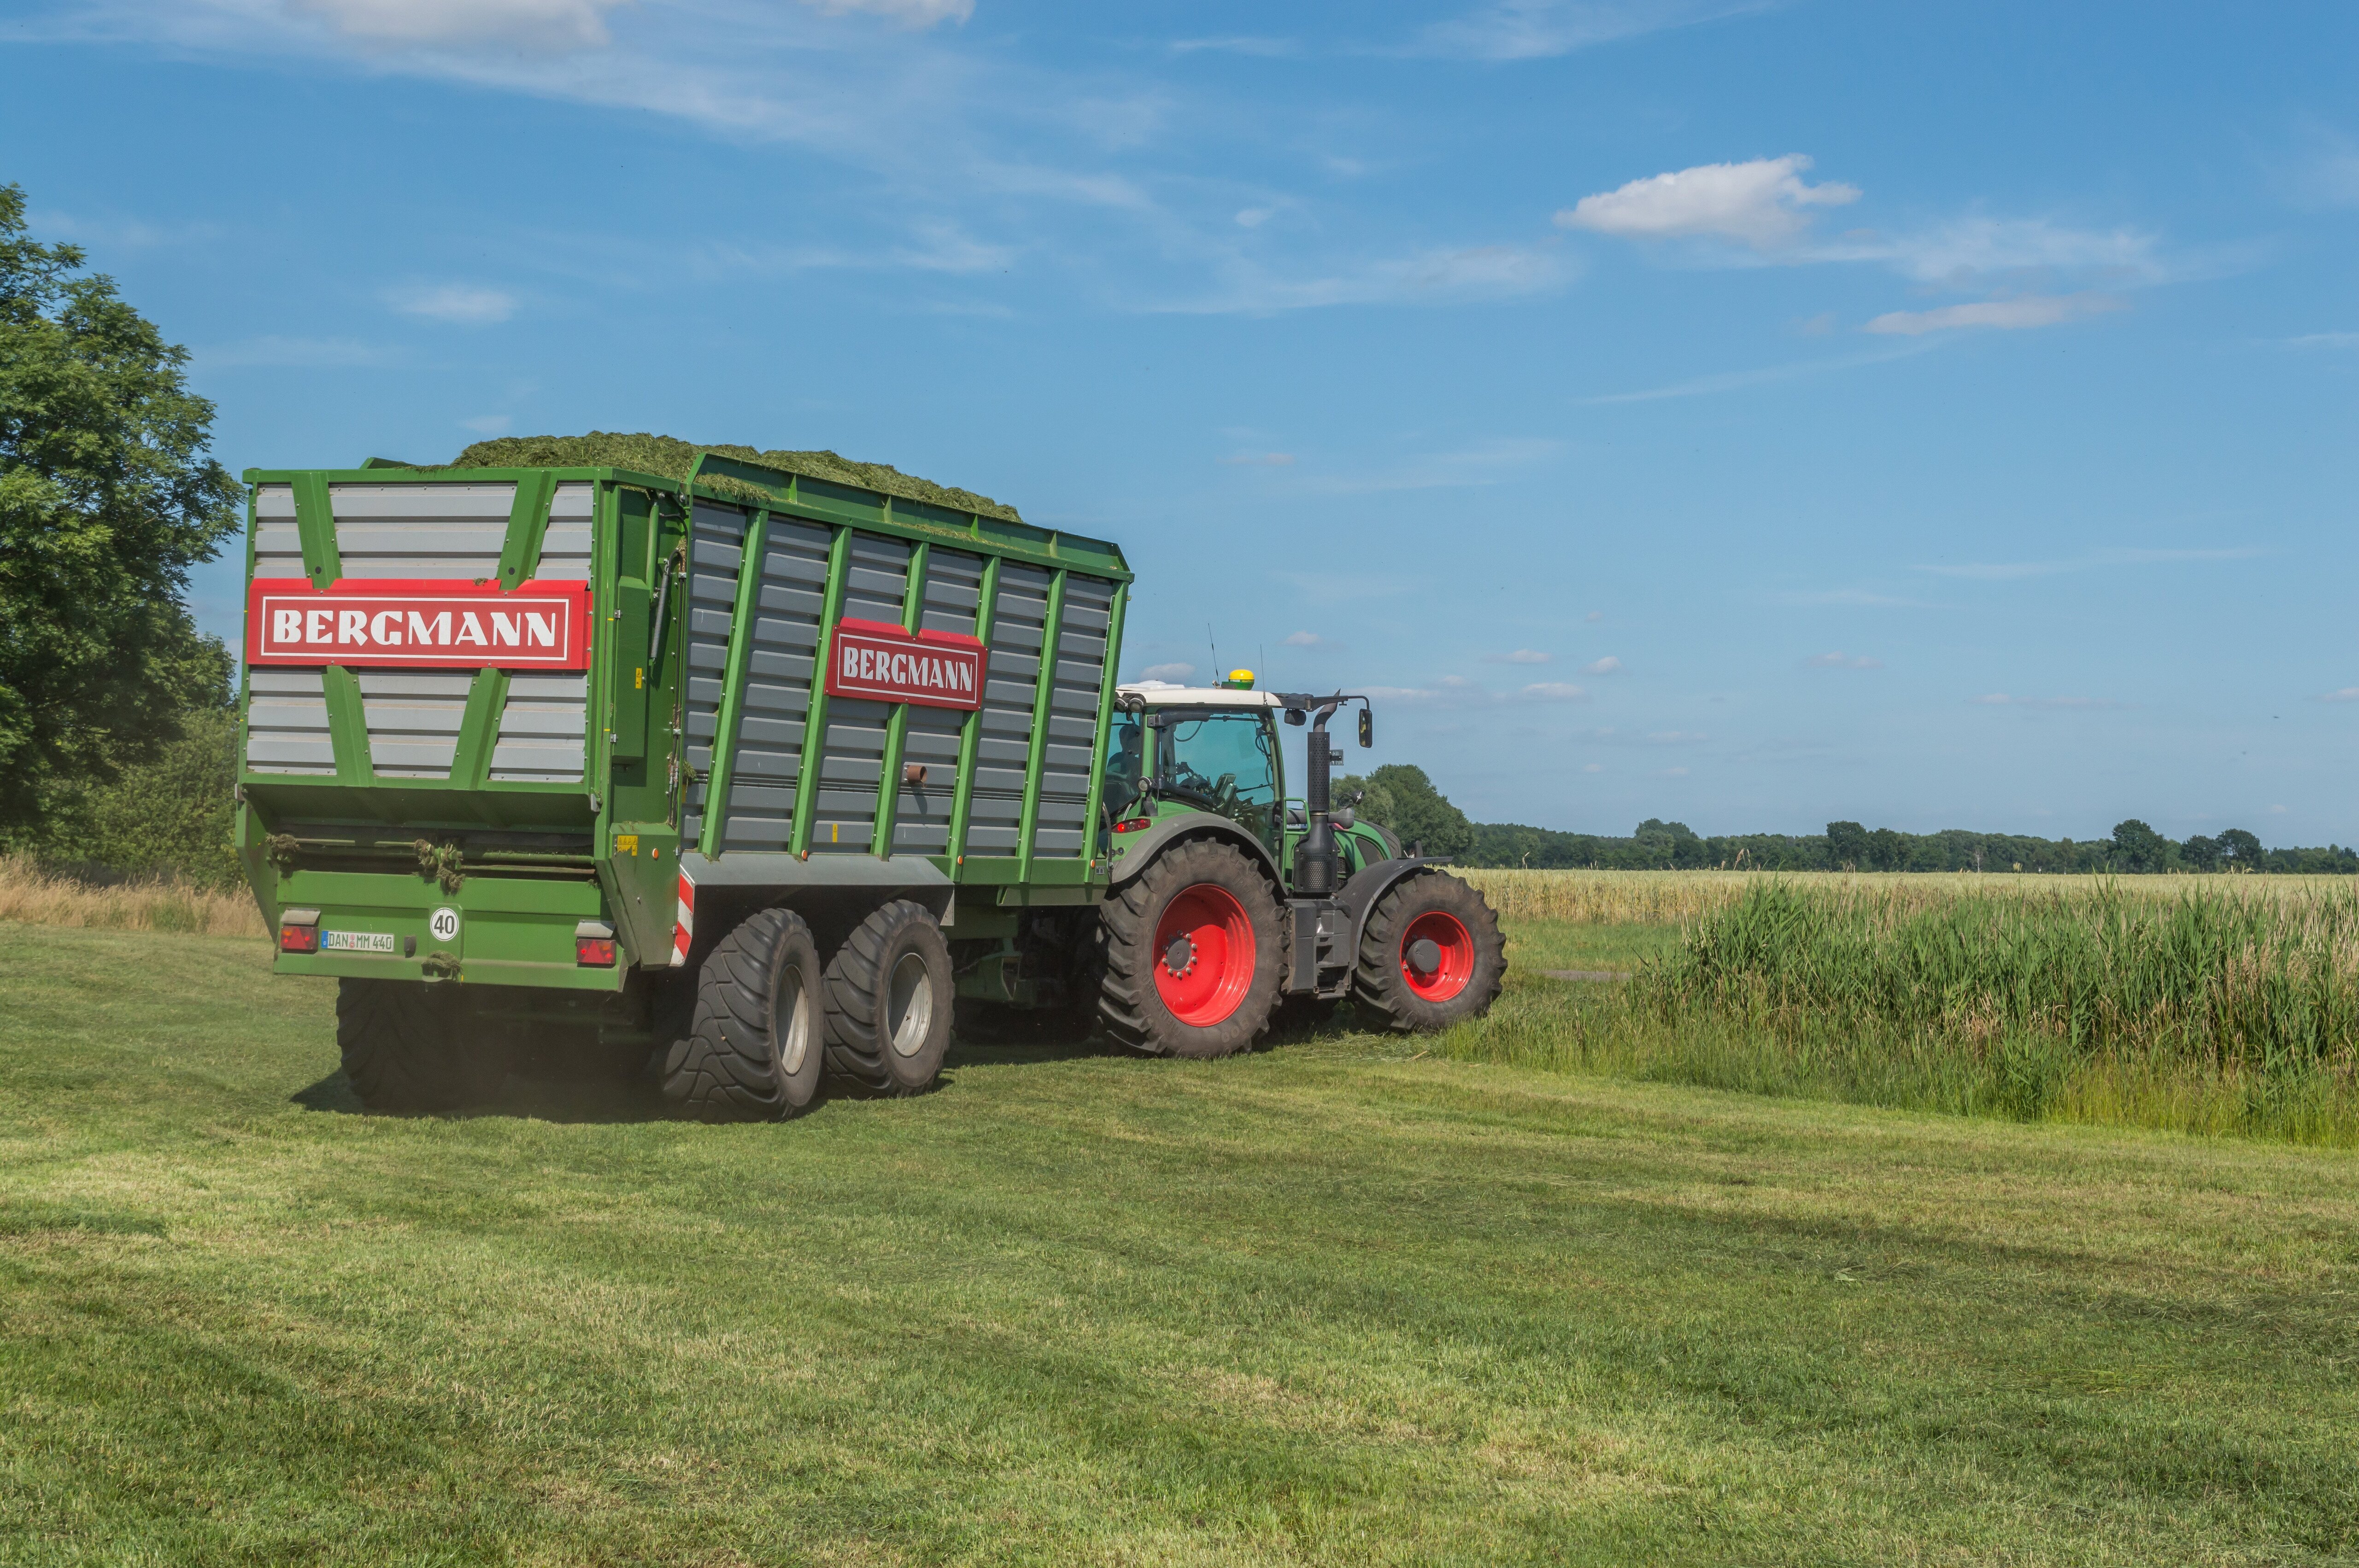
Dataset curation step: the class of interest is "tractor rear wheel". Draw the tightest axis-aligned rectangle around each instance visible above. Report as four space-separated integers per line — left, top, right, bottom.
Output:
1351 872 1506 1033
337 978 507 1112
823 900 954 1094
1098 837 1285 1058
660 906 826 1121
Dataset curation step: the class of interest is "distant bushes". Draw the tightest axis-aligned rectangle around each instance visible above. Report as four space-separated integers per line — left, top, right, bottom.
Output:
10 705 242 892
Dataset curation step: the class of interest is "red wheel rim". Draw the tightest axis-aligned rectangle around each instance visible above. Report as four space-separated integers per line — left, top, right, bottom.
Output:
1401 911 1475 1002
1152 883 1256 1027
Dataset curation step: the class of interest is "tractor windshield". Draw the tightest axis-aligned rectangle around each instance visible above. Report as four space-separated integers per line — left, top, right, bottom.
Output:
1155 710 1279 846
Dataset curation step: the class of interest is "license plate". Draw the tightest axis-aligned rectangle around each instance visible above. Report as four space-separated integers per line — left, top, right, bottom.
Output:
322 930 396 953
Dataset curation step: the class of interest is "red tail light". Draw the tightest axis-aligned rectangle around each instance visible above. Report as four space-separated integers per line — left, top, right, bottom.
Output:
1115 818 1151 833
575 920 617 967
279 909 321 953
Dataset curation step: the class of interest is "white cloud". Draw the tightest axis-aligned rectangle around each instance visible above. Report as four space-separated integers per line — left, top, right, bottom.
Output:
1169 35 1297 57
1415 0 1773 62
1234 208 1273 228
1851 217 2163 288
1485 649 1551 665
1137 662 1196 683
1581 655 1623 675
1221 451 1296 466
1557 154 1858 250
1584 610 1602 623
1806 652 1882 670
1581 762 1603 773
1661 766 1690 778
2319 688 2359 703
1866 293 2123 336
461 414 514 434
1282 630 1325 647
2288 332 2359 349
1519 682 1589 702
387 283 516 324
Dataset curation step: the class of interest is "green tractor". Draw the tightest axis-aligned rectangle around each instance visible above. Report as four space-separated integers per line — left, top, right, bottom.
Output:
964 669 1508 1057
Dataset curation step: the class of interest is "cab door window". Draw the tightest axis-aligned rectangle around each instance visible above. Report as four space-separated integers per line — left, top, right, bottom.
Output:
1158 710 1280 847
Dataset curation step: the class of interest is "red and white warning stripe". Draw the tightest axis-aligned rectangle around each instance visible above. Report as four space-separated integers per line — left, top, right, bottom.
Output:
669 868 695 966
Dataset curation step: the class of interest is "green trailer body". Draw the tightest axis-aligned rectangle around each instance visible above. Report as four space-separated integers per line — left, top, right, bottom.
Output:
235 454 1130 996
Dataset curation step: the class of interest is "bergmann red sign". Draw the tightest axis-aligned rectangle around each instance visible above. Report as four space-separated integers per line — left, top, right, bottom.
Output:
824 617 986 711
245 579 591 670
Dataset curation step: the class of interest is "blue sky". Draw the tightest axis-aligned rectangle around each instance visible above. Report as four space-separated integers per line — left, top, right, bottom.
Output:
9 0 2359 843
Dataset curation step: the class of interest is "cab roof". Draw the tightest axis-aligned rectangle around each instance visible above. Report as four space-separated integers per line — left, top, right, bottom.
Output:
1116 683 1283 709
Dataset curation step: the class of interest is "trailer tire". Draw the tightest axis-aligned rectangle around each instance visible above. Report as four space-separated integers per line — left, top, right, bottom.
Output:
661 907 826 1121
1098 837 1285 1058
822 900 953 1095
337 978 503 1112
1351 871 1506 1033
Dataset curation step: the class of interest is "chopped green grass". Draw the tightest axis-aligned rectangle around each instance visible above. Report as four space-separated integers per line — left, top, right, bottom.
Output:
5 922 2359 1564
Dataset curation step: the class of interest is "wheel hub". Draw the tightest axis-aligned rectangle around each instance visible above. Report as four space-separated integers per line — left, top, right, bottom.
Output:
1163 934 1197 977
1406 937 1442 974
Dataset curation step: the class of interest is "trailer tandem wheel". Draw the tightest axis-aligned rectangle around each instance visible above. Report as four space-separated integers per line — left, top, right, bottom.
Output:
822 899 954 1094
336 977 508 1113
1098 837 1285 1058
661 906 827 1121
1350 870 1506 1033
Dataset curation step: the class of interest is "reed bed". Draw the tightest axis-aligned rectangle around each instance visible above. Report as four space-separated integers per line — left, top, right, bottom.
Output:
1455 866 2345 924
1446 878 2359 1146
0 856 264 938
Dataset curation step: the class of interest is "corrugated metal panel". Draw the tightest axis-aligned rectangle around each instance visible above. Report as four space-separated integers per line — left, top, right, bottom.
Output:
357 672 471 779
246 667 334 775
680 502 746 848
807 532 910 855
244 480 592 782
715 518 831 853
246 487 326 775
489 674 589 783
892 548 984 855
967 562 1048 855
1037 573 1115 857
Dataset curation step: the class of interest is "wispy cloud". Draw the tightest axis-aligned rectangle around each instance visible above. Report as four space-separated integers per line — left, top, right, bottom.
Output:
1485 649 1551 665
1583 341 1936 404
1281 630 1327 648
1413 0 1774 61
1158 243 1571 315
1221 452 1296 467
1969 694 2126 710
2318 687 2359 703
193 334 403 369
1134 661 1196 683
386 282 516 323
1581 655 1624 675
1296 437 1560 495
1774 588 1931 608
1915 547 2259 581
1168 35 1296 57
1866 292 2123 336
25 206 224 249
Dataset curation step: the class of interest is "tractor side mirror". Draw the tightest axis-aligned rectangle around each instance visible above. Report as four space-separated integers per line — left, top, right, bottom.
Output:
1284 708 1305 726
1357 707 1373 748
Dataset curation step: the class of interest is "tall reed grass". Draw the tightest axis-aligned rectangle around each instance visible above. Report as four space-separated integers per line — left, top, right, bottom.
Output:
1445 878 2359 1147
0 856 264 938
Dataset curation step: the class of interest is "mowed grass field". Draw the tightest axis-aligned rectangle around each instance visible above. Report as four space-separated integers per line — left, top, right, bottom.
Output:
6 921 2359 1564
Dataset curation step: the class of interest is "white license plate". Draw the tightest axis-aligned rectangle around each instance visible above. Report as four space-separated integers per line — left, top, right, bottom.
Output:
322 930 397 953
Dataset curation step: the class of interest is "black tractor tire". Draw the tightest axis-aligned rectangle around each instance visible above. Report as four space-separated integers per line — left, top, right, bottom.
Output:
1098 837 1286 1059
822 900 954 1094
337 978 506 1112
660 907 826 1122
1352 871 1507 1033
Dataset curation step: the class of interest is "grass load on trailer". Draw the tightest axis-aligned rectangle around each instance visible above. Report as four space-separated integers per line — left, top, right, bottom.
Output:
234 440 1506 1116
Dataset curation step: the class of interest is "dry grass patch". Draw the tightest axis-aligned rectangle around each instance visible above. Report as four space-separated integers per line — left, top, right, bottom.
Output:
0 854 262 938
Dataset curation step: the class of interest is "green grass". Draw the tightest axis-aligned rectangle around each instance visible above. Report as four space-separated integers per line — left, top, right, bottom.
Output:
1501 917 1680 974
6 924 2359 1564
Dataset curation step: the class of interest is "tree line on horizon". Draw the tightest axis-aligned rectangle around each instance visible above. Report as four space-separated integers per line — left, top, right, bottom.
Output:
1342 765 2359 876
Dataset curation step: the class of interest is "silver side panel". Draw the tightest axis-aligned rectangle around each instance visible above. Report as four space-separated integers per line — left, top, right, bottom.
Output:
891 548 984 856
1038 573 1115 857
242 481 591 781
806 532 910 855
715 518 830 853
967 563 1049 855
680 501 746 847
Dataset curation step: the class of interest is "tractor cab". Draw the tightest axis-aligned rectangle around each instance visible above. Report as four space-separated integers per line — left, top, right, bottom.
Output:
1107 672 1398 890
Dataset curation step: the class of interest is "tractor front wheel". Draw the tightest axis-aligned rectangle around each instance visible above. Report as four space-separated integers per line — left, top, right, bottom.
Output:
1351 872 1506 1032
1099 838 1285 1058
